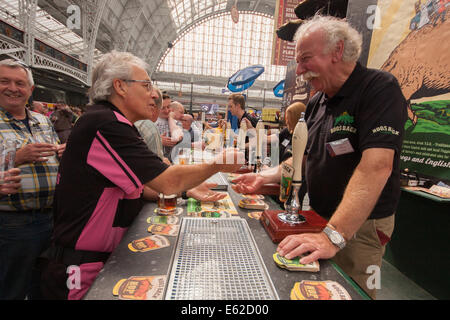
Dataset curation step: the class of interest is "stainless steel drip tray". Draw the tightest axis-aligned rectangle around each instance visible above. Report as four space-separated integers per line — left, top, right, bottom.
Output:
165 217 279 300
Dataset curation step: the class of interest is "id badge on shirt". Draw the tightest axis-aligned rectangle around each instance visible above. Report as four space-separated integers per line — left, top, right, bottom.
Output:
281 139 290 147
326 138 354 157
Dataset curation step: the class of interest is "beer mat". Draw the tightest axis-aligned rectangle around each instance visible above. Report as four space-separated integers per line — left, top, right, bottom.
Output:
187 210 232 218
187 194 238 216
147 216 179 225
238 198 269 210
272 253 320 272
290 280 351 300
147 223 180 236
154 207 183 216
112 276 166 300
247 211 263 220
242 194 265 200
128 235 170 252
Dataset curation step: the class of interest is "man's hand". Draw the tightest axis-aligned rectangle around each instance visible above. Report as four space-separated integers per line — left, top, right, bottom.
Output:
15 143 58 165
0 168 21 195
230 172 265 194
241 118 254 130
277 232 339 265
211 148 244 173
161 133 178 147
56 143 66 158
186 182 227 202
217 119 227 128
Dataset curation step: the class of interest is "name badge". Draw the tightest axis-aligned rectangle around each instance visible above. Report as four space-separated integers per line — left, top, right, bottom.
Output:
281 139 290 147
326 138 354 157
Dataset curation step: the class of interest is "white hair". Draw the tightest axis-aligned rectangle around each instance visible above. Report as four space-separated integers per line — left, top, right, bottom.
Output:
0 59 34 86
294 15 362 63
88 50 149 104
169 101 184 113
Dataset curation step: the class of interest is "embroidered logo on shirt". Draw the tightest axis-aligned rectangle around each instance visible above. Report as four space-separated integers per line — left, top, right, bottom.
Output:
334 112 354 126
372 126 400 135
330 112 357 134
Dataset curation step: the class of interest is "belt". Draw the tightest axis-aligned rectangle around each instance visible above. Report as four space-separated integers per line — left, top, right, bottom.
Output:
0 207 53 214
45 244 111 266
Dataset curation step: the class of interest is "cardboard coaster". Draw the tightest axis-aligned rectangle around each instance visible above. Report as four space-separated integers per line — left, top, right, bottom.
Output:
128 235 170 253
238 198 269 210
187 210 232 218
147 223 180 236
154 207 183 216
242 194 265 200
247 211 263 220
146 216 179 225
112 275 166 300
290 280 351 300
272 252 319 272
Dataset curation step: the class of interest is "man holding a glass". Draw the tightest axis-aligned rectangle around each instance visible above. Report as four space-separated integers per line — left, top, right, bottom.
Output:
0 59 63 299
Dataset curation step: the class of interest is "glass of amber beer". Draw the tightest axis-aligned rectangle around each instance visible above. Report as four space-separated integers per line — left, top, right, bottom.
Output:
158 193 178 214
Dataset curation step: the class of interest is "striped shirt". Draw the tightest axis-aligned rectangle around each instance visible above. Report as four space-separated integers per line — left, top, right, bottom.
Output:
0 107 60 211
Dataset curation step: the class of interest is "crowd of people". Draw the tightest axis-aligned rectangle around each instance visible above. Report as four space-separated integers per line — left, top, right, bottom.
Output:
0 15 407 300
28 101 83 144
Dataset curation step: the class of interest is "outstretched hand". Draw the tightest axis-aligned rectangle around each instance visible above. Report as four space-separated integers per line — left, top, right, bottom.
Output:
187 182 227 202
230 172 265 194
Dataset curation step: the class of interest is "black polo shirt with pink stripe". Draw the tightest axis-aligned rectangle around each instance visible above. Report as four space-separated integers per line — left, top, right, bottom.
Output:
52 101 168 252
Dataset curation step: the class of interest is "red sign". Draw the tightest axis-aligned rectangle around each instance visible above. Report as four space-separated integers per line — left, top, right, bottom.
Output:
271 0 298 66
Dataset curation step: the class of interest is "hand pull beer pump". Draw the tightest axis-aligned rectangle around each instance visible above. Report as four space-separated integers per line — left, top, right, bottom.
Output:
278 113 307 224
255 119 264 173
260 112 328 243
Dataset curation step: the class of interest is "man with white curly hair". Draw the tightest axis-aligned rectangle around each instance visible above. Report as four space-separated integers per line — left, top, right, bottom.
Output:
40 51 243 299
232 15 407 299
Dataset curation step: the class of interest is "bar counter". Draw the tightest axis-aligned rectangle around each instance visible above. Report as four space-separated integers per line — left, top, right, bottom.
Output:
84 173 370 300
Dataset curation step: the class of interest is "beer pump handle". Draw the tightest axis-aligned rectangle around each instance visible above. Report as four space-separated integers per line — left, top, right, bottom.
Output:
237 120 247 151
292 113 307 184
256 120 264 159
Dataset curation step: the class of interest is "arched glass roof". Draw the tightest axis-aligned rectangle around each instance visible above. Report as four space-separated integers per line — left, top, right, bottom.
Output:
157 11 286 83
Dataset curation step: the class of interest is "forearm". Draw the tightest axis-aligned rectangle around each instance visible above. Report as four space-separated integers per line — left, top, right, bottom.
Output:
146 163 218 195
258 163 283 184
168 117 183 141
142 186 159 201
328 154 392 240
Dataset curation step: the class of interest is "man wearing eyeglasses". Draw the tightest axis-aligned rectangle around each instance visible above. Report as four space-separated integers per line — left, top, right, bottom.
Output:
40 51 244 300
0 59 63 300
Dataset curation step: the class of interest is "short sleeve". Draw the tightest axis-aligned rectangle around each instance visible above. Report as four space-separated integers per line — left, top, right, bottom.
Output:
357 75 407 153
87 120 168 194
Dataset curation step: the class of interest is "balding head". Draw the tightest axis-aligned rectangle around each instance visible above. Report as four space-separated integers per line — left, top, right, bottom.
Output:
169 101 185 120
181 114 193 130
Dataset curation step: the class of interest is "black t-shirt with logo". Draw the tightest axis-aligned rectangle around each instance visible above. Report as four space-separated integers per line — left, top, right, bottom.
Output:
304 62 407 219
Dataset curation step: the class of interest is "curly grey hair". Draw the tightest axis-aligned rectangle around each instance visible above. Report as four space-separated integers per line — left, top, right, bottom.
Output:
88 50 149 104
294 15 362 63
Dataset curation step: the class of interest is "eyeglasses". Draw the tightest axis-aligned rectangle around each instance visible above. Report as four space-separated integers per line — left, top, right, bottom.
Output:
122 79 153 91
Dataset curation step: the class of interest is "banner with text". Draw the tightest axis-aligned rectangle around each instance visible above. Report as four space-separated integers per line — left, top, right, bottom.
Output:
271 0 298 66
362 0 450 181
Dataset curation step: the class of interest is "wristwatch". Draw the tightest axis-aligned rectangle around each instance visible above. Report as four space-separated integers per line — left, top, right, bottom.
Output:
322 224 346 250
